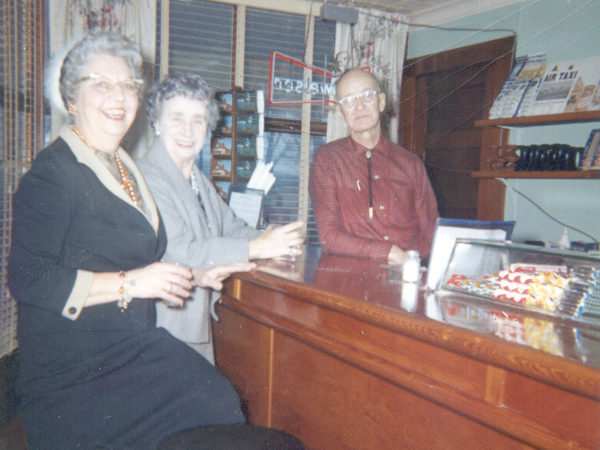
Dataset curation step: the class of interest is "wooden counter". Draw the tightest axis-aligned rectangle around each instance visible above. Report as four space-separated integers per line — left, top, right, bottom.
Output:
213 246 600 449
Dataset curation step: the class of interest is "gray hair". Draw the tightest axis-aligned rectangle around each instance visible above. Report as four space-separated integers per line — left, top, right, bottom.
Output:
59 31 143 110
145 73 219 131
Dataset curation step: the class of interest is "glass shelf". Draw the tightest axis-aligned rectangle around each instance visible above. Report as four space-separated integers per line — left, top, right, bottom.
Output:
440 239 600 326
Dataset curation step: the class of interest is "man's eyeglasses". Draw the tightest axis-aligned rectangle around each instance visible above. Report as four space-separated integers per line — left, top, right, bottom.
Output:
78 73 144 96
337 89 379 110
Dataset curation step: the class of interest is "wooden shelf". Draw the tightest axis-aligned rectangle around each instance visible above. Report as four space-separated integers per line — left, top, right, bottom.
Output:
475 106 600 220
475 110 600 128
472 170 600 179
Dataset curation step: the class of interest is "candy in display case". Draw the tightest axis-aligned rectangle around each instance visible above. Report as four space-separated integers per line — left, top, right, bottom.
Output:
439 239 600 325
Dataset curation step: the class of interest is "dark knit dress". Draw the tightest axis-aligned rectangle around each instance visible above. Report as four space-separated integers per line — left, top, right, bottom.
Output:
7 137 244 449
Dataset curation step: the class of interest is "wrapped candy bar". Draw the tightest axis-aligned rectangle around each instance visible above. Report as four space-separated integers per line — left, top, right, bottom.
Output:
509 263 568 275
498 279 530 294
446 262 574 313
493 288 530 304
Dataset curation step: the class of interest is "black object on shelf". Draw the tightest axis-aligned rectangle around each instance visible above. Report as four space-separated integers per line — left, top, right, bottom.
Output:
514 144 583 171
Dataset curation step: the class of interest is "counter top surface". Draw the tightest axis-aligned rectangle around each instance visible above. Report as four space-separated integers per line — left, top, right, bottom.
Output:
243 246 600 375
218 246 600 447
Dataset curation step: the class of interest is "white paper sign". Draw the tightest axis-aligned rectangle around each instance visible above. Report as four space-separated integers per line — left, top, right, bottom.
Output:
229 191 263 228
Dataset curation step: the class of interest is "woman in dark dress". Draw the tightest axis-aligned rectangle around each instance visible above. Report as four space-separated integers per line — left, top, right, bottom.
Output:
7 31 266 449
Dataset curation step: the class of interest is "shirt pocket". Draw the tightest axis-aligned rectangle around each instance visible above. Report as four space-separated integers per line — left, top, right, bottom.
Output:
385 179 418 228
337 186 370 223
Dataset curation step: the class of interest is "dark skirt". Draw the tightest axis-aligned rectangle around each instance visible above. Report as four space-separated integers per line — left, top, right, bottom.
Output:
18 328 245 449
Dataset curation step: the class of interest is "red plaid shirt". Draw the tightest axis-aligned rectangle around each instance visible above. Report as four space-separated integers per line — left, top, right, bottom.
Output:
309 136 438 260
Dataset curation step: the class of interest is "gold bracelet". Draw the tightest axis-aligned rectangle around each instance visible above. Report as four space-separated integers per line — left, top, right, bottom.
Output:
118 271 133 311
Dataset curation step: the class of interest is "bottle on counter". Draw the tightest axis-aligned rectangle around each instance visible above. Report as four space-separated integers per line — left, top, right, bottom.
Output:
402 250 421 283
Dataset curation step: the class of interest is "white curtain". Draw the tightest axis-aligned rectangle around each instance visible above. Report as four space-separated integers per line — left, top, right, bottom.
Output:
48 0 156 157
326 8 409 144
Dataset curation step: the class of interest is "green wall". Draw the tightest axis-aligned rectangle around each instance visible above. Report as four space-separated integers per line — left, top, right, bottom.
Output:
406 0 600 246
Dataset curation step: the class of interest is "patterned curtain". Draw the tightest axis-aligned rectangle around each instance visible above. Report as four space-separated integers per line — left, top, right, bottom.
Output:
326 9 409 144
1 0 45 358
47 0 156 157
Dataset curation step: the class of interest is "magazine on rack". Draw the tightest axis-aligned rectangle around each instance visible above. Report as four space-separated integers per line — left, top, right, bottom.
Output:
488 53 546 119
579 129 600 170
529 55 600 116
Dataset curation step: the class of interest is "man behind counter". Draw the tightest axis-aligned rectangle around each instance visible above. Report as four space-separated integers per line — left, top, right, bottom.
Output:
309 69 438 265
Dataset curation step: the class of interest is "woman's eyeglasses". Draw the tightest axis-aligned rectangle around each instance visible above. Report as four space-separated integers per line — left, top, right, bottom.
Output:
78 73 143 96
337 89 379 110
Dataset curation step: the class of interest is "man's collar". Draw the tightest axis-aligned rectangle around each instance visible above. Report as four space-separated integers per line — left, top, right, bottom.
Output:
349 134 388 156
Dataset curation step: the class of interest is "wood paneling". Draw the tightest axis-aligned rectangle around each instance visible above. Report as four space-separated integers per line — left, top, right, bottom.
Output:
503 371 600 445
214 306 272 425
270 332 525 450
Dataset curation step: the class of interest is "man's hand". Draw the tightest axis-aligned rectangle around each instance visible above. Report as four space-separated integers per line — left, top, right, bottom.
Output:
387 244 406 265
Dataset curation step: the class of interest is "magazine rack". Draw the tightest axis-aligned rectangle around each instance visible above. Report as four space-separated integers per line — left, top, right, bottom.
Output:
210 88 264 199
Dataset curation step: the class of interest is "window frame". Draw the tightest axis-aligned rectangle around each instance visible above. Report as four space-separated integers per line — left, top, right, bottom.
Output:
158 0 334 242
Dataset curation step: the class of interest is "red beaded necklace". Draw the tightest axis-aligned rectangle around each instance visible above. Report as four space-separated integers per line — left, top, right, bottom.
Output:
72 126 139 206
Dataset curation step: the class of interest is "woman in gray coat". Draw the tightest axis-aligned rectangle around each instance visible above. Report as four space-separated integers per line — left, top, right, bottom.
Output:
138 73 305 362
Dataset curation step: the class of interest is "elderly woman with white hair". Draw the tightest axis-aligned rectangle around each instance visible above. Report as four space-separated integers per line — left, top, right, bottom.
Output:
138 73 305 362
8 31 302 449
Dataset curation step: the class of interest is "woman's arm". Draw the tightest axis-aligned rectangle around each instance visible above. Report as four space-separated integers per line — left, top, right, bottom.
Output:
86 262 194 308
8 144 195 315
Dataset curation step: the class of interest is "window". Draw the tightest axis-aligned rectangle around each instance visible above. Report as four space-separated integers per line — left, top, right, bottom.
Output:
158 0 336 244
163 0 234 91
243 8 334 241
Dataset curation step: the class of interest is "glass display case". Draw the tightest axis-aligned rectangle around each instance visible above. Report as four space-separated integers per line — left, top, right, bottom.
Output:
439 239 600 325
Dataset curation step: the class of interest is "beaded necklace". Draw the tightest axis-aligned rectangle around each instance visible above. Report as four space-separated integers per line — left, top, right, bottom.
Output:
113 153 139 206
72 126 140 206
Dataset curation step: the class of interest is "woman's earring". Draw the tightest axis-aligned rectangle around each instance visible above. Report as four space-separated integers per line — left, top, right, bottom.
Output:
155 129 161 137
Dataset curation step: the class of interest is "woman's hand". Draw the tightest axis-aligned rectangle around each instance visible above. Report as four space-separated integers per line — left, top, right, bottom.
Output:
193 262 256 291
249 221 305 260
127 262 194 307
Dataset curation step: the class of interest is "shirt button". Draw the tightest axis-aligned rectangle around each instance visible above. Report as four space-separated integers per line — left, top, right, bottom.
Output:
379 205 385 210
68 307 77 315
383 236 389 240
374 175 380 180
